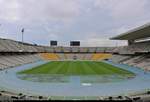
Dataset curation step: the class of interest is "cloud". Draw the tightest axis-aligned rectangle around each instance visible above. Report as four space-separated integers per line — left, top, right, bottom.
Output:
0 0 80 23
0 0 150 47
94 0 149 20
79 32 127 47
0 0 20 21
111 19 150 37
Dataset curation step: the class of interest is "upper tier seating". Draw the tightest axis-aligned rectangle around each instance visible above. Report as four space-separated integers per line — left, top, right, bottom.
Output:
0 38 38 52
115 41 150 54
0 38 117 53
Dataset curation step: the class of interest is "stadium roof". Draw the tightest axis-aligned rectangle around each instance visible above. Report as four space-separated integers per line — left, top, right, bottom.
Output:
110 23 150 40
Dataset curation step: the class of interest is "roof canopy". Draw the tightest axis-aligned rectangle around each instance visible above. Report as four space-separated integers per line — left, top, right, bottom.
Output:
110 23 150 40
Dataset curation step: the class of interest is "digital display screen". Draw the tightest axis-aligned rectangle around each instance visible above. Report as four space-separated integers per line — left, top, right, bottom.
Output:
50 41 57 46
70 41 80 46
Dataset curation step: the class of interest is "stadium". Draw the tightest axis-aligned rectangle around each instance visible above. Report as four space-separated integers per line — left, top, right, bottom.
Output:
0 23 150 101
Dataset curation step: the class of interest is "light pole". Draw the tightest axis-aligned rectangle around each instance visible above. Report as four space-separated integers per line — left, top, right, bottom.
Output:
21 28 24 43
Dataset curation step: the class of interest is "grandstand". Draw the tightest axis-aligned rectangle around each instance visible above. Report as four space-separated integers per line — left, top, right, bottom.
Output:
0 54 41 70
0 23 150 101
110 23 150 72
91 53 112 61
40 53 60 60
39 53 112 61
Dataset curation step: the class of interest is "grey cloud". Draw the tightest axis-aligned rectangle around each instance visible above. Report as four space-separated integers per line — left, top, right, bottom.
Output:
0 0 80 23
94 0 150 20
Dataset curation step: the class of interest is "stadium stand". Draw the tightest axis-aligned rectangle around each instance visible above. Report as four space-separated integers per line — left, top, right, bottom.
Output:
110 23 150 72
110 54 150 71
115 41 150 54
0 54 42 70
63 47 71 52
110 54 132 63
91 53 112 61
80 47 88 52
0 90 48 101
40 53 60 60
0 38 39 52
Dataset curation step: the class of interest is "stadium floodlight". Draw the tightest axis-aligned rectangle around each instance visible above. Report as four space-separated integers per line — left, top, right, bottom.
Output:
21 28 24 43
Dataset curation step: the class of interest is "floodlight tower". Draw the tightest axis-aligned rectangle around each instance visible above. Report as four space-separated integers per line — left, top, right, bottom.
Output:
21 28 24 43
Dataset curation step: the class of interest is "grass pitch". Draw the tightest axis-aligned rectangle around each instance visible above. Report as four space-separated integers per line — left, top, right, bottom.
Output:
18 61 134 76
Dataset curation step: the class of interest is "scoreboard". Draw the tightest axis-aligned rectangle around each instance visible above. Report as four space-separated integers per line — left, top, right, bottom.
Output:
50 41 57 46
70 41 80 46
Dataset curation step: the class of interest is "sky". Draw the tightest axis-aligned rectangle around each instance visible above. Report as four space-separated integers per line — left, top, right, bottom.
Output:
0 0 150 47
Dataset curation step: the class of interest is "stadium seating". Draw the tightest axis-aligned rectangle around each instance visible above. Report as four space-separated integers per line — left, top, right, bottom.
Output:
110 54 150 71
91 53 112 61
110 54 132 63
0 54 41 70
80 47 88 52
40 53 60 60
0 38 38 52
0 90 48 101
115 41 150 54
63 47 71 52
1 37 150 72
71 47 79 53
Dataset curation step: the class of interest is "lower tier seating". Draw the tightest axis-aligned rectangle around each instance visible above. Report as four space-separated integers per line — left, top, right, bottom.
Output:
91 53 112 61
0 54 42 70
40 53 60 60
